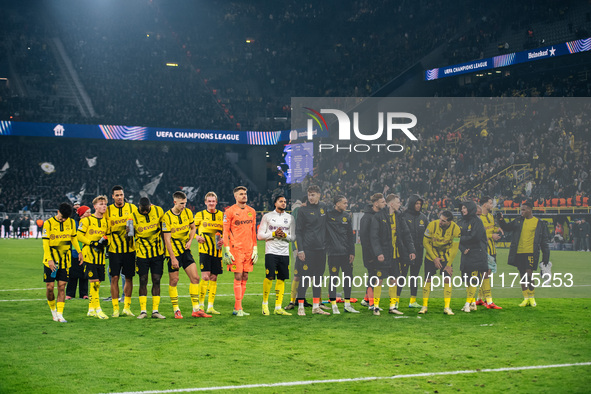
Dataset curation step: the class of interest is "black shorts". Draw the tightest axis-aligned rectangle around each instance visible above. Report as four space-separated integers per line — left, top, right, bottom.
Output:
424 257 451 279
167 250 196 273
515 253 537 271
328 255 353 277
43 265 68 283
199 253 223 276
137 255 164 276
84 263 106 282
109 252 136 278
265 254 289 280
293 250 326 277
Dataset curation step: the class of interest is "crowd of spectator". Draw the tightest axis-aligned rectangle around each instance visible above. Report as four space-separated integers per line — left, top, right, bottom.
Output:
305 96 590 217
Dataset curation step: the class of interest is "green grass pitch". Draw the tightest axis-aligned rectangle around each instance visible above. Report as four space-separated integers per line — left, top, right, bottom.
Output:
0 239 589 393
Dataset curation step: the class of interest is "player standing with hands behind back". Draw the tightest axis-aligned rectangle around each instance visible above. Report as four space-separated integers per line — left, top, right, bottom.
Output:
223 186 258 317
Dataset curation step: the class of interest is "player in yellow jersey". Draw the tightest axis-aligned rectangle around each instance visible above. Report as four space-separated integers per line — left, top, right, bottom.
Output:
162 191 211 319
77 195 110 319
420 210 461 315
105 185 138 317
497 201 550 307
42 202 83 323
194 192 224 315
130 197 166 319
476 197 503 309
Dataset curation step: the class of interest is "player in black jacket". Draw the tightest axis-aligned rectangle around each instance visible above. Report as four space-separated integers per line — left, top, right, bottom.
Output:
359 193 386 311
399 194 428 308
458 200 488 313
326 196 358 314
295 185 329 316
370 194 416 315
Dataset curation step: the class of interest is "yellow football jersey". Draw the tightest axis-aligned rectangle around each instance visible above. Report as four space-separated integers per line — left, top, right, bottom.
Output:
390 213 399 259
194 209 224 258
423 220 461 265
42 216 80 268
77 215 110 265
480 213 498 256
161 208 194 257
130 205 165 259
517 217 539 254
105 202 138 253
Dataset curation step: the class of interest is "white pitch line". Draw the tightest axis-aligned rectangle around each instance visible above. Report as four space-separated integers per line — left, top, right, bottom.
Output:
108 362 591 394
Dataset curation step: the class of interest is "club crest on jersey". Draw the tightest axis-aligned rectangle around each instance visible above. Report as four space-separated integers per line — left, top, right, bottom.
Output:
320 209 325 215
342 217 347 223
247 212 253 217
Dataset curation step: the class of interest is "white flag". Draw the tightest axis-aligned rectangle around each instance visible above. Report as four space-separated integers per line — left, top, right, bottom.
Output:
85 157 97 168
140 173 163 197
41 162 55 174
0 162 8 180
65 192 77 203
181 186 200 201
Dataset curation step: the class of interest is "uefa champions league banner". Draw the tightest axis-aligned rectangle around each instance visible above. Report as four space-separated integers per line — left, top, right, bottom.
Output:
0 120 293 146
425 37 591 81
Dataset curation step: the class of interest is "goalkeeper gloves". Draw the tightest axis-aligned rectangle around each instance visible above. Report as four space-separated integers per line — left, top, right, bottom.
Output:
222 246 235 265
251 246 258 264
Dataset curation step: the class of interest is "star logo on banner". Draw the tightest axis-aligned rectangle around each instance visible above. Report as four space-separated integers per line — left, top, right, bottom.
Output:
549 47 556 56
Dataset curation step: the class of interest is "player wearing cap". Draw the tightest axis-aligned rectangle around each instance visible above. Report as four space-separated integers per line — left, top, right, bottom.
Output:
77 196 110 319
223 186 258 317
130 197 166 319
42 202 83 323
162 191 211 319
105 185 138 317
258 195 294 316
497 201 550 307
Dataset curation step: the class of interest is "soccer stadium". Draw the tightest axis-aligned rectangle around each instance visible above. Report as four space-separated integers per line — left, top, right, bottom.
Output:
1 1 590 392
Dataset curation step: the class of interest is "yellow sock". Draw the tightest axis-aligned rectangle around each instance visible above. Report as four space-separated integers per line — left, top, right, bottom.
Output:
275 280 285 308
112 297 119 312
208 281 217 306
290 279 299 303
478 285 484 301
47 299 56 311
169 286 179 311
152 296 161 312
388 285 398 308
410 296 417 304
57 301 65 314
482 278 492 304
529 289 535 298
466 286 477 303
374 285 382 308
139 296 147 312
189 283 200 309
422 282 431 307
330 300 337 306
522 289 529 299
88 284 97 310
199 280 209 306
263 278 273 303
124 296 131 310
444 283 452 309
93 282 101 309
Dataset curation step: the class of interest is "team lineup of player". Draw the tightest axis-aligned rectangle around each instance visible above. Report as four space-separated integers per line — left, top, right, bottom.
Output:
41 185 550 322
